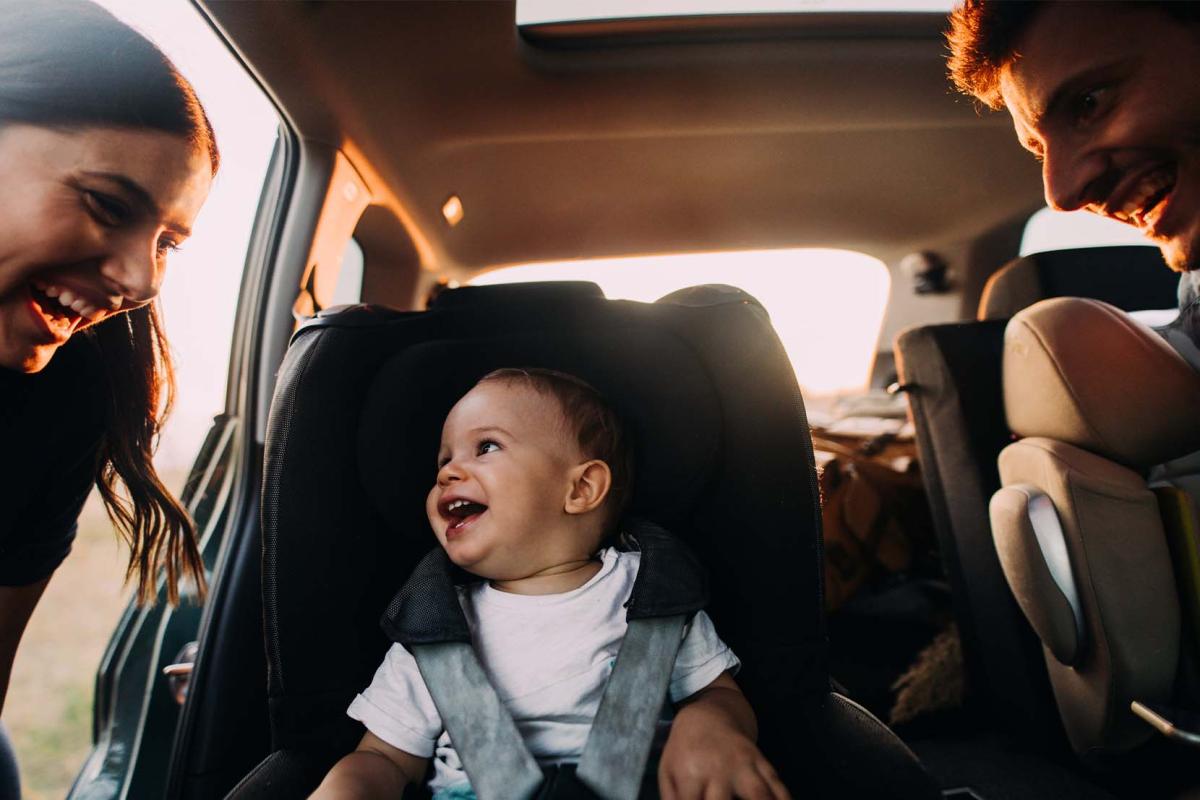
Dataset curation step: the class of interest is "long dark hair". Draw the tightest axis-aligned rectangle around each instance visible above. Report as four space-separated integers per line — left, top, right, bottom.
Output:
1 0 219 605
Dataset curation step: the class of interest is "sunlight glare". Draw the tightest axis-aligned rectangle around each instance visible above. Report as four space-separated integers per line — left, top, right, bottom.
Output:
471 249 890 397
92 0 279 473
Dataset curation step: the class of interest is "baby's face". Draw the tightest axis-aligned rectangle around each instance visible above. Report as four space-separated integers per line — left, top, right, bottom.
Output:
427 380 585 580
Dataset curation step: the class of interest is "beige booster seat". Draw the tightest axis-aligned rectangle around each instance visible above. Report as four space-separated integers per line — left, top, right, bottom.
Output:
989 297 1200 758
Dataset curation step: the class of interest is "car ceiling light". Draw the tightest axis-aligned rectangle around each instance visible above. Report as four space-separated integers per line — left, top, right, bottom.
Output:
442 194 464 227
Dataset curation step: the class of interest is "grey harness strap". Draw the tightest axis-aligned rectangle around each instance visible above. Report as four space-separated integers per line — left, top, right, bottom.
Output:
576 614 687 800
413 642 543 800
414 614 687 800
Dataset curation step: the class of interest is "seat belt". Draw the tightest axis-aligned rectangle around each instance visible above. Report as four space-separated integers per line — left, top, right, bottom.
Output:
413 642 544 800
575 614 687 800
414 614 687 800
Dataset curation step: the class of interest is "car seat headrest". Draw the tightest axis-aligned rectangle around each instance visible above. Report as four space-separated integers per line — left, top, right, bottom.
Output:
357 326 721 545
1003 297 1200 469
978 246 1176 321
429 281 604 310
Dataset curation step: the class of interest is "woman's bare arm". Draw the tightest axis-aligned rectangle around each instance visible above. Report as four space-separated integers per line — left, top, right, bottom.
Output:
0 578 51 718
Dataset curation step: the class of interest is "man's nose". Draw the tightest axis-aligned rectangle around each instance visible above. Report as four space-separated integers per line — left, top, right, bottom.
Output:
1041 141 1103 213
101 234 162 305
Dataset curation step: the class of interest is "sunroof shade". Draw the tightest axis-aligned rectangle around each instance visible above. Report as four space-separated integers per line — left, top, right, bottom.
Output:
518 0 953 26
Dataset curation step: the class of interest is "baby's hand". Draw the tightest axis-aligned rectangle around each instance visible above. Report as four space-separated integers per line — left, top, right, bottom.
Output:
658 673 790 800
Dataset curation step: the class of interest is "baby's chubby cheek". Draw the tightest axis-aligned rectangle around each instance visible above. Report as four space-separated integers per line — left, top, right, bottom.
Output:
426 487 445 540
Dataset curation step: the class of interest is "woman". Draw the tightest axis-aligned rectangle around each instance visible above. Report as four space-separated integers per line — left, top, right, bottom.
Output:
0 0 218 791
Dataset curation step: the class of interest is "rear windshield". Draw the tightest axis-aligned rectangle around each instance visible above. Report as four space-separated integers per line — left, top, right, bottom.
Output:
518 0 952 26
471 249 890 398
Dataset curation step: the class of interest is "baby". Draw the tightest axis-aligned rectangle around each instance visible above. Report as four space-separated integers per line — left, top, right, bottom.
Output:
313 368 788 800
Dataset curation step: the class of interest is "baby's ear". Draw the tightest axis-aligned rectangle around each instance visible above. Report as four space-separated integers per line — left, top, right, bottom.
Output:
564 460 612 515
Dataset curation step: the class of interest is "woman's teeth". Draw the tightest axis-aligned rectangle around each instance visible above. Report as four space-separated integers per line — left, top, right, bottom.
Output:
31 280 104 321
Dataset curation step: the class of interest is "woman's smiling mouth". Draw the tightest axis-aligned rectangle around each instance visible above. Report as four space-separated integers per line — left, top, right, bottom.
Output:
25 283 82 342
30 279 109 321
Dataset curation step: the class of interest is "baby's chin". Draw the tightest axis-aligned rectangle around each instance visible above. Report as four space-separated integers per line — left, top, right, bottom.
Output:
440 540 498 578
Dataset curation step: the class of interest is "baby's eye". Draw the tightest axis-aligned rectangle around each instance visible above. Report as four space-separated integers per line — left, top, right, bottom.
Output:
477 440 500 456
436 454 450 469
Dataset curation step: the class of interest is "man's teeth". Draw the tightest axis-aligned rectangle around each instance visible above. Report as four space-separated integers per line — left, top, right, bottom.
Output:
1111 168 1174 225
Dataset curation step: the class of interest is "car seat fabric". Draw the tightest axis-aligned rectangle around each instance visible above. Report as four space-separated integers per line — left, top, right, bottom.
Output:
896 246 1189 752
230 282 848 798
893 321 1065 747
380 522 708 646
977 246 1178 321
990 298 1200 757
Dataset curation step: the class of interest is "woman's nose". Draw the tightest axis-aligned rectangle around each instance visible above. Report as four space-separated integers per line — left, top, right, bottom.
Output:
101 234 162 305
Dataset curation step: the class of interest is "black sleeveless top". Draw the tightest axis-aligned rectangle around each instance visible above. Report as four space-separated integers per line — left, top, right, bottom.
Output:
0 335 105 586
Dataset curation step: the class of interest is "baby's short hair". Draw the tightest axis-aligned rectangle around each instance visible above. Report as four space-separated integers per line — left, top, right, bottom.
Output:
478 368 634 527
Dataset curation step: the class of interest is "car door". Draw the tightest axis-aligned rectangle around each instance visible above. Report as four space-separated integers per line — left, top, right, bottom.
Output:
61 3 285 797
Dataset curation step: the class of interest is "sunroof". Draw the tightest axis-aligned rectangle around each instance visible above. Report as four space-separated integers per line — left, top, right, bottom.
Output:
518 0 953 26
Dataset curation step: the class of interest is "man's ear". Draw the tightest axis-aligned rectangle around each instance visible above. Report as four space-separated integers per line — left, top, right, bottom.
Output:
564 460 612 515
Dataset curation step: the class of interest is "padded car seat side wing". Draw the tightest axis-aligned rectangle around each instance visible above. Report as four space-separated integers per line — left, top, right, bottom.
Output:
992 440 1182 754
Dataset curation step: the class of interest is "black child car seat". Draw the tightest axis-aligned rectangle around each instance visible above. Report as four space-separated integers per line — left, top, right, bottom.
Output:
228 282 937 799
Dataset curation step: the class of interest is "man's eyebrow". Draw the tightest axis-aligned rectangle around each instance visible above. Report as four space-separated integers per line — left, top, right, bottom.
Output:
1033 58 1131 130
81 171 192 237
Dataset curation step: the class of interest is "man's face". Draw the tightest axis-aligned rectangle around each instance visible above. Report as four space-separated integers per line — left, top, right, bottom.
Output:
998 5 1200 272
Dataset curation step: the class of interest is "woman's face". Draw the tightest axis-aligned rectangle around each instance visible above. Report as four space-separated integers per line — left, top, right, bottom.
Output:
0 124 213 372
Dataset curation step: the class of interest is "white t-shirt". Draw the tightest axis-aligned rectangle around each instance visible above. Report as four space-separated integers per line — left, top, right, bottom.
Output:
347 547 739 793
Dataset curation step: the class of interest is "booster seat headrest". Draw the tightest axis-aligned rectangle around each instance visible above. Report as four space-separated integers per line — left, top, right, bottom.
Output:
1003 297 1200 469
357 320 721 543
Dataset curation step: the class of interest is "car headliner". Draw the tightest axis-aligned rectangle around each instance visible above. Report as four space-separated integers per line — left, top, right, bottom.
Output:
201 0 1044 275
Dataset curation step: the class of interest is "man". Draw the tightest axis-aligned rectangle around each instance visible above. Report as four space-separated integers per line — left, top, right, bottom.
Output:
946 2 1200 278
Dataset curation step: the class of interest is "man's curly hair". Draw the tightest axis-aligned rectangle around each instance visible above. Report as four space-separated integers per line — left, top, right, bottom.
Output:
947 1 1200 110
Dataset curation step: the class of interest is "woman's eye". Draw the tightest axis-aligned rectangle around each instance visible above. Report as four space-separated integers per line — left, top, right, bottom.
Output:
157 237 182 257
82 190 129 226
477 440 500 456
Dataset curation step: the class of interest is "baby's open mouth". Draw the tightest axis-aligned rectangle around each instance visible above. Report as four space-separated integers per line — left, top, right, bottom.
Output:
442 498 488 531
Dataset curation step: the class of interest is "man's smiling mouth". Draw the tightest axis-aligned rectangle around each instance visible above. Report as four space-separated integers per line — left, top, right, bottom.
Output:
1104 164 1176 234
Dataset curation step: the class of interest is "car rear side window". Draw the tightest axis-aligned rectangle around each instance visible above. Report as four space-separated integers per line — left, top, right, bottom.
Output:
1021 207 1151 256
